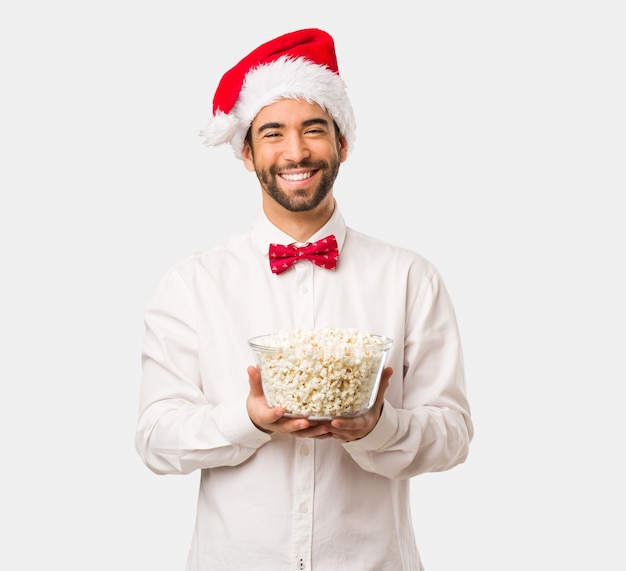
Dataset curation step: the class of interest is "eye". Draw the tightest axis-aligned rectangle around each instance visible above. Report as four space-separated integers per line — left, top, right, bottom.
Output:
304 127 326 136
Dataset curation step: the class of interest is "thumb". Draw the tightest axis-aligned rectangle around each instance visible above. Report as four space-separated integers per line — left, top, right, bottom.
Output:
375 367 393 407
247 365 264 397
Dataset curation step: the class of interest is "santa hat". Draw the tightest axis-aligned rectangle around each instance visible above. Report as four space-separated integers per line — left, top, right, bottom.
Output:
200 28 356 159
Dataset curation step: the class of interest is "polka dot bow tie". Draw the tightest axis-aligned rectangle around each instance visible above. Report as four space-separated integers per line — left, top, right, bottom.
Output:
269 234 339 275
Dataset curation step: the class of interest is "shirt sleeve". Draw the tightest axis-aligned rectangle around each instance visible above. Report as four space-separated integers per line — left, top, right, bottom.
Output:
343 266 473 480
135 266 271 476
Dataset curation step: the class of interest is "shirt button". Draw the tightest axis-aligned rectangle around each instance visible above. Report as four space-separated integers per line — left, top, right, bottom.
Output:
298 558 306 569
299 503 309 513
299 285 308 294
300 446 310 456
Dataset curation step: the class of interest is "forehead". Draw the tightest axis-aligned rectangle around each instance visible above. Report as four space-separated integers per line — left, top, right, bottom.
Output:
251 98 332 127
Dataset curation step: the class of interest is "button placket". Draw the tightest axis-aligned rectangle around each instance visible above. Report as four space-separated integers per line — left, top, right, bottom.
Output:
291 257 316 570
294 262 314 328
292 438 314 571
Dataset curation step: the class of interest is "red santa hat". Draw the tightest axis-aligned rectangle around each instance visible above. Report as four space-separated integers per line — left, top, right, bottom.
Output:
200 28 356 159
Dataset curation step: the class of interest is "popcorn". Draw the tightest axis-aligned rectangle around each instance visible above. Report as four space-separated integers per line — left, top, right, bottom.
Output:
249 327 392 417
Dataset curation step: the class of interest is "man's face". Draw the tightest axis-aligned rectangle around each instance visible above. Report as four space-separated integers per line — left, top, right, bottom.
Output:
242 99 347 213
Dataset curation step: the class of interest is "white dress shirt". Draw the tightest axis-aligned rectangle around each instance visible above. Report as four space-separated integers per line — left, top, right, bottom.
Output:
136 205 473 571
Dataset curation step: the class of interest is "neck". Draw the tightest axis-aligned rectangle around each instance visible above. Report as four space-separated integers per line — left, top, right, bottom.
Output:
263 196 335 243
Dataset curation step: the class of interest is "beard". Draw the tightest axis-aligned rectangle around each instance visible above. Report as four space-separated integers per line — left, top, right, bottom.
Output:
255 157 340 212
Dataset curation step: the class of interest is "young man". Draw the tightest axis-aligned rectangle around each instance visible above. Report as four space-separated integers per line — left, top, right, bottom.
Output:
136 28 473 570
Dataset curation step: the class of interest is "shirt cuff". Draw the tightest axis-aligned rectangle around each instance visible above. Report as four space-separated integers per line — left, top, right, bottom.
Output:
343 399 399 452
216 400 272 449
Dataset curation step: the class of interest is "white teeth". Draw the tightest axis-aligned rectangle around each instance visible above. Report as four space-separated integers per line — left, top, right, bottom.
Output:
282 171 312 181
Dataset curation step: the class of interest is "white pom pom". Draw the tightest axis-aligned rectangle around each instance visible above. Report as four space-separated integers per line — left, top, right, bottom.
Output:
199 112 240 147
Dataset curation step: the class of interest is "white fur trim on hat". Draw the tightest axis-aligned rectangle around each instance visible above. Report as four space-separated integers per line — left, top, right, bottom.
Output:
200 56 356 160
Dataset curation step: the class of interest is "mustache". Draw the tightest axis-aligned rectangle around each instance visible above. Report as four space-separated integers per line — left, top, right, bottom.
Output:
269 159 328 175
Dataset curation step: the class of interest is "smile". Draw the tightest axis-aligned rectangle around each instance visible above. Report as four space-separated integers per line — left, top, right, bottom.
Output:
280 170 316 181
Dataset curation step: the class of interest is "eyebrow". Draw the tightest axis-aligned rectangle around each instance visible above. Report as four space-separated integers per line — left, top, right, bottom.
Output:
255 117 331 135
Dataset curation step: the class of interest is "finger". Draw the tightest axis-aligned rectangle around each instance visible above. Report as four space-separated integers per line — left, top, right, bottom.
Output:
247 365 264 397
380 366 393 387
291 422 330 438
374 366 393 407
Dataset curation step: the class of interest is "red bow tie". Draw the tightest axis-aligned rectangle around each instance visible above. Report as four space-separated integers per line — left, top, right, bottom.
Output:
269 234 339 275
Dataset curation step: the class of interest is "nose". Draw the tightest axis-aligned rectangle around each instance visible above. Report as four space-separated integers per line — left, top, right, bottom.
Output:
281 133 311 164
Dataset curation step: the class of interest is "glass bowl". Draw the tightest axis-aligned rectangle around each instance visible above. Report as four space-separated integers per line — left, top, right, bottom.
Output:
248 328 393 419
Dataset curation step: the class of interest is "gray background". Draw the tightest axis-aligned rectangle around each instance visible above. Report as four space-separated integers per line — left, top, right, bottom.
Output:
1 0 624 569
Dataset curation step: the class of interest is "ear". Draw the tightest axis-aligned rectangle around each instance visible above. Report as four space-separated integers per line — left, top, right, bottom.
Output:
242 141 255 172
338 134 348 163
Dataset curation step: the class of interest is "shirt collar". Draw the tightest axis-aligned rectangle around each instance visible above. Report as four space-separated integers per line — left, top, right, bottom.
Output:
251 203 347 254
